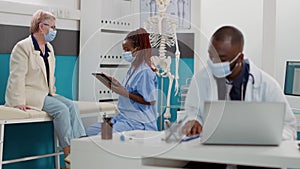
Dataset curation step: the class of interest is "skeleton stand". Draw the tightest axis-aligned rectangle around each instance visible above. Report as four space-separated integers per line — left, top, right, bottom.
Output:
144 0 180 130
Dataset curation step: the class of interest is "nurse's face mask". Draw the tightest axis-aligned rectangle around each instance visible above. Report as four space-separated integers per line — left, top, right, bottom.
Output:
122 48 138 63
207 52 241 78
122 51 136 63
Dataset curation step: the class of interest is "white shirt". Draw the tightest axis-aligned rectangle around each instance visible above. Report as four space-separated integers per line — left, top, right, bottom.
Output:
184 59 297 140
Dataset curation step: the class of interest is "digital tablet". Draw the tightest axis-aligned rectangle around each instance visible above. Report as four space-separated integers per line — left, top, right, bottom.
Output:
92 72 115 86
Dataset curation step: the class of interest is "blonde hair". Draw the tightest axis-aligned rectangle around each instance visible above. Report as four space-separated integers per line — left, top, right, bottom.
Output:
30 9 56 34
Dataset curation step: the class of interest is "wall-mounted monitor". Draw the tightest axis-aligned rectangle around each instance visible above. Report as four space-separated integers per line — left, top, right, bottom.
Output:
284 61 300 96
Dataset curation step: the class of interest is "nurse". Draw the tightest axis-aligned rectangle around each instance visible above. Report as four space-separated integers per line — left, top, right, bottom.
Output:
86 28 158 136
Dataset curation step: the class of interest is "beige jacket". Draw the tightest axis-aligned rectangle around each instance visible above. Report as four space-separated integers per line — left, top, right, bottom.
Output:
5 35 56 110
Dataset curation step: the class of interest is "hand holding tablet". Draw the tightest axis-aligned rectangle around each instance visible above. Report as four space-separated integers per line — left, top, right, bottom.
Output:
92 72 116 87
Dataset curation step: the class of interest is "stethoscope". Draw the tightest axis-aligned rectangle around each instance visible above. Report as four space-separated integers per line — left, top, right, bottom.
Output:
240 63 255 101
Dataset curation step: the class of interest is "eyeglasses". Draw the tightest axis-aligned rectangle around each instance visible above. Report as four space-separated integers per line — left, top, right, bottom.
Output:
43 23 56 30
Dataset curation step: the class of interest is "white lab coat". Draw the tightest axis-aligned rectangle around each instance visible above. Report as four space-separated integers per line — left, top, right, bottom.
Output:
185 59 297 140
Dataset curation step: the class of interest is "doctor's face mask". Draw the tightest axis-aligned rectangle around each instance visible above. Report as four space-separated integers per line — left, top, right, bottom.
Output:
207 52 241 78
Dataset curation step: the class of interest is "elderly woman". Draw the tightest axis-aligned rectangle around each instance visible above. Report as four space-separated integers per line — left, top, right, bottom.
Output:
5 9 85 167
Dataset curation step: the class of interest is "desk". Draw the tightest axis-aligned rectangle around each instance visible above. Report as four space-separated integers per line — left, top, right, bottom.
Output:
71 130 300 169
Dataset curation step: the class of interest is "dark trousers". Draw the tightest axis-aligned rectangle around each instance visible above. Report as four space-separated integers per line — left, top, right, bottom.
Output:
184 162 280 169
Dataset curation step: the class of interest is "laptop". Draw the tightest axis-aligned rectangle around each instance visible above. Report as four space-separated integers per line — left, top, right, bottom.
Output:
200 101 286 146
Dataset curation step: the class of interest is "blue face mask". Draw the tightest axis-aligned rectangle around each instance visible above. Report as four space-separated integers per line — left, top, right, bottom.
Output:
122 51 136 63
207 52 241 78
44 28 57 42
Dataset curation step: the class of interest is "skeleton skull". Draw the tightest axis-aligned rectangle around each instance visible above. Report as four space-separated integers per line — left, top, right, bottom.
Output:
156 0 170 13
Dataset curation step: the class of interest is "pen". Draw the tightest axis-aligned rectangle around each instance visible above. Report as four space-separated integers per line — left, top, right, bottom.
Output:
181 135 200 142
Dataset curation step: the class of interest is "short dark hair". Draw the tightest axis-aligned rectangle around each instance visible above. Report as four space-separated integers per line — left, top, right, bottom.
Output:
212 26 244 50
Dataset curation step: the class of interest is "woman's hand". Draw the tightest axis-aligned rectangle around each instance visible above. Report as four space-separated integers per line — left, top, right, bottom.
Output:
109 78 129 97
15 105 31 111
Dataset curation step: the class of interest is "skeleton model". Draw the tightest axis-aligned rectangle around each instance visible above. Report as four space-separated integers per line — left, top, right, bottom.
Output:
144 0 180 119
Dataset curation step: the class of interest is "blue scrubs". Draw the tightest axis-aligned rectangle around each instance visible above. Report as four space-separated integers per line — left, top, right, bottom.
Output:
86 62 158 136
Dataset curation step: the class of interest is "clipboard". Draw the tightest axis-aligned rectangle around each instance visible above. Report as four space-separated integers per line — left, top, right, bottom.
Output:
92 72 116 87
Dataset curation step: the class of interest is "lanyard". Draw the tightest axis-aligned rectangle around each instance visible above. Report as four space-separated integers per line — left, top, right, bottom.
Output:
124 66 138 87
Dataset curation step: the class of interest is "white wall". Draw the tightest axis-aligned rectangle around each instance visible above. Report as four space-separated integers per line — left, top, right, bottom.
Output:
275 0 300 109
2 0 80 9
261 0 276 76
197 0 264 72
0 0 80 30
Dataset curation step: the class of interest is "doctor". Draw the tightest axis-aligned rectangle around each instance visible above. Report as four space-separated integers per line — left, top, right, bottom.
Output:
182 26 297 168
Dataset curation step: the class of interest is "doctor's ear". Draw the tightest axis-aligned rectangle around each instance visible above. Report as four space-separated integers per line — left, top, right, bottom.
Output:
239 53 244 61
